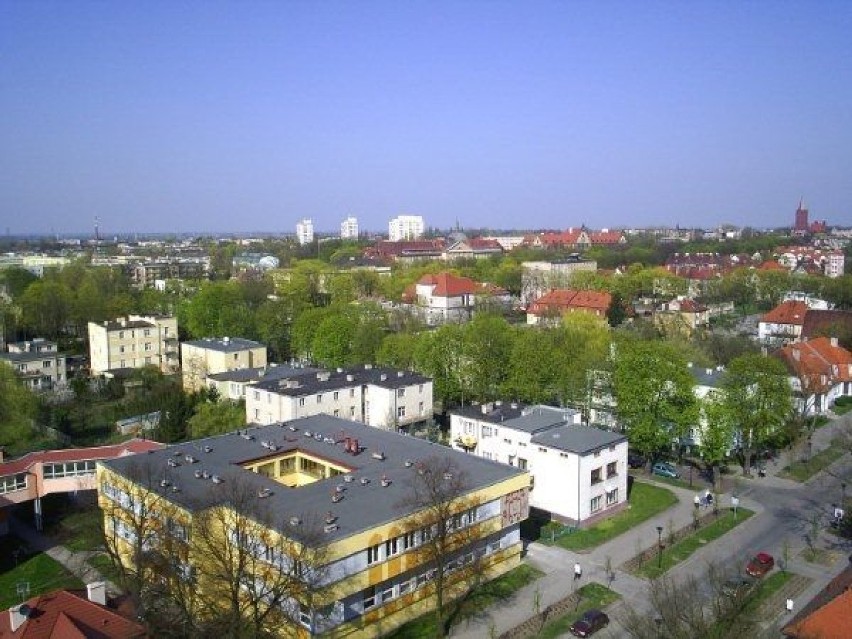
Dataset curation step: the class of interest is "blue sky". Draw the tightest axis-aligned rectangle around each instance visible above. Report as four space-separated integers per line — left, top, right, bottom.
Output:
2 1 851 235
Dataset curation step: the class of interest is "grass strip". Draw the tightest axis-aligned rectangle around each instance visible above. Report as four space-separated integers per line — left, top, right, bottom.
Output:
537 582 621 639
0 553 84 609
635 508 755 579
779 446 846 482
542 482 678 551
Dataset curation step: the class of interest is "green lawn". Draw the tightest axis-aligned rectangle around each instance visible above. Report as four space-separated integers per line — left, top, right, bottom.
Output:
87 553 123 583
634 471 697 490
634 508 754 579
542 481 678 551
384 564 544 639
0 553 84 609
537 582 621 639
779 445 846 482
46 508 105 552
834 398 852 416
741 570 792 615
709 571 792 638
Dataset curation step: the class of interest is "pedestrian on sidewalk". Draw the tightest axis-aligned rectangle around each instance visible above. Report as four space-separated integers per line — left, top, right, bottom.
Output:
786 598 794 614
574 562 582 581
694 494 700 510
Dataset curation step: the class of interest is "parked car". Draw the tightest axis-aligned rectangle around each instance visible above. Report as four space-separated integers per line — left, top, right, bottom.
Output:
628 453 646 469
745 552 775 577
652 462 679 479
569 609 609 637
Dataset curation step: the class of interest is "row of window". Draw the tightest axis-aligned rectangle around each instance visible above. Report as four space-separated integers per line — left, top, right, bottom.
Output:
43 460 97 479
116 328 154 339
118 342 154 353
0 474 27 495
590 462 618 485
365 507 480 567
590 488 620 513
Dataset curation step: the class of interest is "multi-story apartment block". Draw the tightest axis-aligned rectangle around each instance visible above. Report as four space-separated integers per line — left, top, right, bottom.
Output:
388 215 425 242
205 364 319 402
521 258 597 307
245 365 433 431
97 415 529 638
181 337 268 392
0 338 67 391
340 216 359 239
297 218 315 245
88 315 179 375
131 258 209 288
449 403 627 526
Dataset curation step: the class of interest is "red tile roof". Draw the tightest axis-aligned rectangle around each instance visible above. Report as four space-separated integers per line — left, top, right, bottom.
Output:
528 289 611 315
758 259 786 271
0 590 147 638
0 439 163 477
777 337 852 394
588 230 625 244
405 272 507 301
783 586 852 638
762 300 809 326
802 310 852 340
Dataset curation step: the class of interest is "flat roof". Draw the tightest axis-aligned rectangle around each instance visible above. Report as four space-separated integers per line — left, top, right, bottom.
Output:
451 403 526 424
0 351 64 363
531 425 626 454
183 337 265 353
102 415 523 544
207 365 319 384
254 366 431 396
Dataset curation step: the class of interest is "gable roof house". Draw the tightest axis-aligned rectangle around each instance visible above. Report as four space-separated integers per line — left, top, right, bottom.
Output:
526 289 611 325
776 337 852 415
782 565 852 638
402 272 511 325
758 300 809 347
442 238 504 261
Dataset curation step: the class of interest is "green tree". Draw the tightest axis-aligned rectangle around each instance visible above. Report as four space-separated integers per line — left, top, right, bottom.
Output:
699 392 736 488
553 313 611 410
188 400 246 438
463 315 513 401
714 354 792 475
413 324 469 406
376 332 419 370
0 366 38 450
290 306 335 361
0 266 37 299
311 314 357 368
20 279 71 338
501 328 559 404
613 340 699 464
606 291 627 327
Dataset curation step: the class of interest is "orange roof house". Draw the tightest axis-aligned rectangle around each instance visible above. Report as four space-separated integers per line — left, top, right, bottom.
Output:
758 300 809 346
527 289 611 324
403 272 511 325
0 587 147 638
776 337 852 415
783 566 852 639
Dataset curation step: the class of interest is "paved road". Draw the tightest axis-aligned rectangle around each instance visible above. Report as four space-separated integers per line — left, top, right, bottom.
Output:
450 411 852 639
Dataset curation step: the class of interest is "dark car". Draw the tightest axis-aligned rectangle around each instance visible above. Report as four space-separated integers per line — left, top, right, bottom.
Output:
628 453 646 469
745 552 775 577
652 461 679 479
569 609 609 637
721 575 755 597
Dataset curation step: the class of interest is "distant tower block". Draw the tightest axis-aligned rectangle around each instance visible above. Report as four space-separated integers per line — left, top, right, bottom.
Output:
794 199 808 232
94 215 101 241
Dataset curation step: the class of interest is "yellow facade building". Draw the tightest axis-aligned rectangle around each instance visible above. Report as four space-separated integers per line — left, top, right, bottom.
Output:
97 415 530 637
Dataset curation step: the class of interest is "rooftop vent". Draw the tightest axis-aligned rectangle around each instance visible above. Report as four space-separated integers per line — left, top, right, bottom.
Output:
204 445 213 453
381 475 391 487
405 460 413 468
258 488 272 499
443 472 453 480
380 374 387 381
314 433 322 441
289 516 301 526
170 485 181 493
304 431 312 438
332 491 344 503
184 455 197 464
172 450 183 457
160 479 171 487
336 368 343 373
288 425 298 432
346 374 354 382
325 512 337 525
167 458 180 468
323 437 335 445
241 433 255 441
194 470 203 479
201 470 211 480
343 474 354 483
360 477 370 485
372 451 386 461
397 370 404 378
212 475 223 484
324 523 339 533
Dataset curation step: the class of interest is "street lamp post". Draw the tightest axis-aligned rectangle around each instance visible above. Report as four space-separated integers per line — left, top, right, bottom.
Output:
842 482 847 508
807 435 813 461
656 525 664 569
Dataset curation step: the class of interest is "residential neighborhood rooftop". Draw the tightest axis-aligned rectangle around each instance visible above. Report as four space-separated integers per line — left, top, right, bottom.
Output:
530 424 626 454
183 336 265 352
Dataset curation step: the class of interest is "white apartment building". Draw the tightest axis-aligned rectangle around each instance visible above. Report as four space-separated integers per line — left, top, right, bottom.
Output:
180 337 268 392
0 339 67 391
388 215 425 242
449 403 628 526
88 315 179 375
340 216 359 239
246 365 433 431
296 218 314 245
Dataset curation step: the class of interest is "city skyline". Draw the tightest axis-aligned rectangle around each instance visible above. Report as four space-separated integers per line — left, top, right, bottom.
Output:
2 2 851 234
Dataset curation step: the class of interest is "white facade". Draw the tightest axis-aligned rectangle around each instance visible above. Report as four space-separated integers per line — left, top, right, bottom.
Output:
340 216 359 239
245 367 433 431
1 339 67 391
388 215 425 241
449 404 628 525
296 218 314 245
826 252 845 278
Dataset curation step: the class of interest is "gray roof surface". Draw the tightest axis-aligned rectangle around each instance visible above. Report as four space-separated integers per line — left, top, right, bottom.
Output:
103 320 155 331
254 366 431 396
183 337 265 353
0 351 64 363
690 365 724 388
207 365 319 384
102 415 522 544
530 424 626 454
502 406 576 434
450 403 526 424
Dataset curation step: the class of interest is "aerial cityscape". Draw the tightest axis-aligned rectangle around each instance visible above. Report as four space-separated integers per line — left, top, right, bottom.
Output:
1 3 852 639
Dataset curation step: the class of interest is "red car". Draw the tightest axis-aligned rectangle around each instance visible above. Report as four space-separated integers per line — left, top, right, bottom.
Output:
746 552 775 577
569 610 609 637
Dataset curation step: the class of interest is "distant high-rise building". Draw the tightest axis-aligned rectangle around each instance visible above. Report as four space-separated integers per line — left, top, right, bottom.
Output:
340 216 359 239
296 218 314 245
388 215 425 241
794 199 809 232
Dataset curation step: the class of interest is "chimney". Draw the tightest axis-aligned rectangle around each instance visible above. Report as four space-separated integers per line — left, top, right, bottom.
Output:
793 348 800 361
831 337 838 347
380 374 387 381
397 370 404 378
0 447 4 463
9 604 31 632
346 374 354 382
87 581 107 606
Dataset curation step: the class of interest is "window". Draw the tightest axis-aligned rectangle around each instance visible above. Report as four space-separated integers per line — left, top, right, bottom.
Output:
333 409 340 417
299 397 306 407
381 584 396 602
517 458 528 471
350 406 356 417
367 544 382 565
590 468 602 484
590 495 603 512
119 346 126 354
316 394 323 404
399 577 415 595
607 461 617 478
253 390 260 401
144 342 152 351
482 425 494 438
402 531 416 551
606 488 619 506
144 329 151 337
538 447 547 453
397 406 406 418
419 401 424 415
254 409 260 419
363 586 377 610
42 360 52 368
419 384 424 393
397 388 405 398
279 457 296 473
385 538 399 557
0 473 27 494
333 391 339 401
350 388 355 398
503 438 512 445
118 331 125 339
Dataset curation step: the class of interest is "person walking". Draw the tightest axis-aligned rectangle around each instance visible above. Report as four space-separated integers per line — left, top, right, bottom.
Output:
694 494 700 510
574 562 582 581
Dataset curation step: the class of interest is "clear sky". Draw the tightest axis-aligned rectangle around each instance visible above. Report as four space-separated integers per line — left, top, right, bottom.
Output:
2 1 851 235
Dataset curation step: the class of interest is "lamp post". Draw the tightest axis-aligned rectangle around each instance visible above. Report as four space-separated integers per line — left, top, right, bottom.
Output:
807 435 813 461
654 616 663 638
656 525 664 569
842 482 847 508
